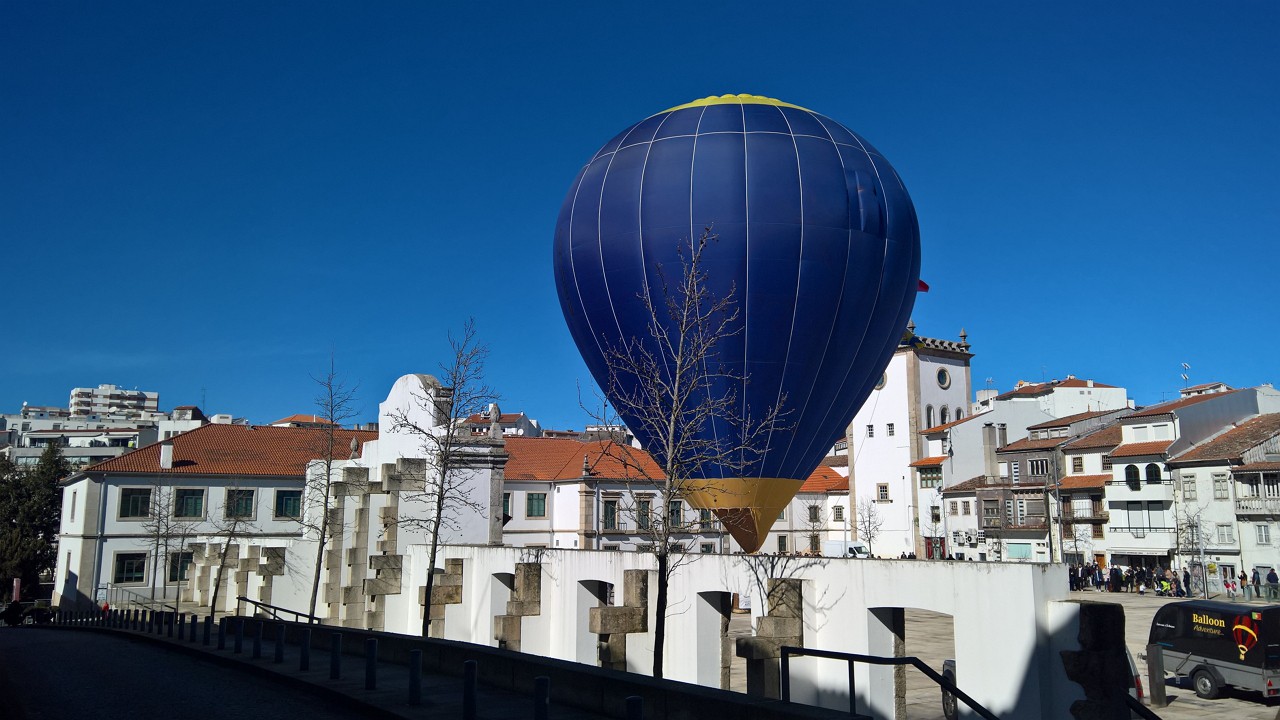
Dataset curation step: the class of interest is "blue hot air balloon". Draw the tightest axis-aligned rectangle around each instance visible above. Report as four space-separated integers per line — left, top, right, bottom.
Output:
553 94 920 551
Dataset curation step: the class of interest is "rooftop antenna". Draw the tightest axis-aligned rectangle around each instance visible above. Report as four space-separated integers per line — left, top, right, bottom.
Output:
201 386 207 410
1180 363 1191 389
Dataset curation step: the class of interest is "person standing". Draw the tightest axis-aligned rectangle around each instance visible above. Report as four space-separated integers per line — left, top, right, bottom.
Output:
1254 568 1263 599
1267 568 1279 601
1241 571 1252 600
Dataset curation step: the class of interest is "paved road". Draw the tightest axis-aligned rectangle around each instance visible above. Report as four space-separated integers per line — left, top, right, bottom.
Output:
0 628 360 720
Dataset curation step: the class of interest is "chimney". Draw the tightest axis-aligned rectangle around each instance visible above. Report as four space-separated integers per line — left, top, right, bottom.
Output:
159 440 174 470
997 423 1008 449
982 424 998 481
1087 379 1094 388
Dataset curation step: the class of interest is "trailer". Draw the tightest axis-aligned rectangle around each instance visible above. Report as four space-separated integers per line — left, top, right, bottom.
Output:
1149 600 1280 699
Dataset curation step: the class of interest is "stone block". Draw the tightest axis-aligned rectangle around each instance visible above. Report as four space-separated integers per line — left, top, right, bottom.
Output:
368 550 401 568
324 586 342 604
589 605 647 635
432 585 462 605
445 558 465 575
345 547 365 566
364 577 399 596
506 600 541 617
436 572 463 587
365 611 384 629
766 579 803 618
514 563 541 603
623 569 649 608
342 466 369 485
342 585 364 603
735 636 795 660
494 614 522 650
758 616 801 638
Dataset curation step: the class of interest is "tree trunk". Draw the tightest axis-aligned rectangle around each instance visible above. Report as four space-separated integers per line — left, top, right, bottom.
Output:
421 530 440 637
653 551 668 679
307 483 331 623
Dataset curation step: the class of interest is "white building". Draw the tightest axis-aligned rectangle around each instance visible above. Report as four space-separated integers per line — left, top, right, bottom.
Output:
53 422 377 611
69 383 160 418
844 326 974 557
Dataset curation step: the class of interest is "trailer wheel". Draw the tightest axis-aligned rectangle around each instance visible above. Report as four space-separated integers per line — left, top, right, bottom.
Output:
1192 669 1221 699
942 668 957 720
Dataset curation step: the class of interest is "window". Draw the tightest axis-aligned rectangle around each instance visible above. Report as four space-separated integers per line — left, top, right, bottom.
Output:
502 493 510 518
778 507 786 521
70 490 76 521
808 505 820 523
1213 473 1229 500
667 500 682 526
1029 459 1048 476
225 489 255 519
1216 523 1235 544
1258 525 1272 545
937 368 951 389
809 534 821 553
637 499 651 530
174 489 204 519
1091 524 1104 539
699 508 712 530
866 424 874 438
1125 465 1140 488
1145 464 1162 483
700 543 714 554
886 423 895 437
119 488 152 518
962 501 972 515
919 467 942 488
926 405 934 428
1010 461 1020 482
603 499 618 530
876 483 890 502
832 505 844 522
1181 475 1197 502
940 406 950 424
930 506 941 524
875 373 886 390
1071 456 1084 473
274 490 302 519
956 410 964 420
526 492 547 518
113 553 147 584
777 535 788 553
168 551 194 582
949 501 958 516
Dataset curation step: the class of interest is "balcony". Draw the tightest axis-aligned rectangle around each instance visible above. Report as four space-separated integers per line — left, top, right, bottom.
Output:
1236 497 1280 516
1107 526 1175 539
1106 480 1173 503
1062 506 1109 523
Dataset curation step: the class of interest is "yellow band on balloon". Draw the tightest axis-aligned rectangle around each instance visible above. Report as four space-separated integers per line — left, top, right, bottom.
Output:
681 477 806 553
663 94 811 114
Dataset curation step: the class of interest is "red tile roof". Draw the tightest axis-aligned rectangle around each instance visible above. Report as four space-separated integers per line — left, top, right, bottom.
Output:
909 455 948 468
1235 462 1280 473
505 437 663 481
1126 390 1240 419
799 466 849 493
1170 414 1280 464
1109 440 1173 458
1063 424 1123 451
941 476 989 494
82 424 377 476
995 378 1116 401
1059 474 1110 490
820 455 849 468
271 414 339 426
1026 410 1119 431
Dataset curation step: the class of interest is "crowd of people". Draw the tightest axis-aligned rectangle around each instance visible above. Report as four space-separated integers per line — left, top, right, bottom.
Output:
1069 562 1280 600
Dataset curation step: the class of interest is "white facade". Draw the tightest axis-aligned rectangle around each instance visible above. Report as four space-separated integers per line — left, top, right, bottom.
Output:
69 383 160 418
845 331 973 557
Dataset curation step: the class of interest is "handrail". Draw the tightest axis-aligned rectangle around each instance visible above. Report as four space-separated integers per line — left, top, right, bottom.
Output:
104 584 177 613
779 645 999 720
1125 693 1163 719
235 596 321 624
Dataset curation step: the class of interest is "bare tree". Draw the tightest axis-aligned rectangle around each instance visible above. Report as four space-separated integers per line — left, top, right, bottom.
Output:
855 498 885 557
298 358 360 623
592 228 786 679
208 483 257 616
141 486 195 608
388 319 498 637
1174 501 1214 598
1064 524 1095 565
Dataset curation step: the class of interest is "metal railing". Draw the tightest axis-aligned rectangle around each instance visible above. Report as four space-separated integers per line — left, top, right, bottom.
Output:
103 584 177 613
779 645 999 720
236 596 321 624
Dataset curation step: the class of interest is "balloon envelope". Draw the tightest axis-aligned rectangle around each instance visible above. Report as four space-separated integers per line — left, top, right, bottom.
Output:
553 94 920 551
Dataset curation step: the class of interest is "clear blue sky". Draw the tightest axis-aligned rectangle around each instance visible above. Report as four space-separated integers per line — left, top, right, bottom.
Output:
3 3 1277 429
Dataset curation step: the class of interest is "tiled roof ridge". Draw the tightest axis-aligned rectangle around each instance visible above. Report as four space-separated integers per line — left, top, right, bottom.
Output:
1127 389 1242 419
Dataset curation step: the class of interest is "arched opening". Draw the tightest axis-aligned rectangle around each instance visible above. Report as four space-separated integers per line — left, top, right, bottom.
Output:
956 409 964 420
1145 463 1162 483
940 406 950 425
926 405 935 428
1125 465 1140 489
577 579 611 665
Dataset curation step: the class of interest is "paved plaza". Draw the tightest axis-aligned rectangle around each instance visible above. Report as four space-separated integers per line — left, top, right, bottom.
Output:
730 588 1280 719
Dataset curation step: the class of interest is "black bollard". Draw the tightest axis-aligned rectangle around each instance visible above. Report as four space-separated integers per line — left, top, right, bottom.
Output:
168 613 176 638
274 623 285 664
300 628 312 671
463 659 477 720
625 696 643 720
203 615 212 646
534 676 550 720
217 617 227 650
253 620 264 659
408 649 422 706
234 618 244 654
189 614 197 642
329 632 342 680
365 638 378 690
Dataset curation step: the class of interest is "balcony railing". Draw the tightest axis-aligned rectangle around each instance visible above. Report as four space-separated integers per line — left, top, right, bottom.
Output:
1108 526 1175 538
1062 507 1109 522
1235 497 1280 515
